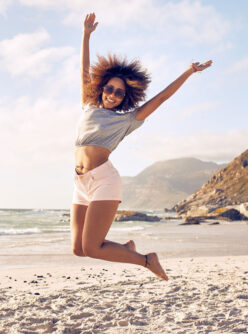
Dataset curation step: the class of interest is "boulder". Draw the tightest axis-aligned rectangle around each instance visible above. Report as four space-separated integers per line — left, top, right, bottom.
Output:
180 216 208 225
164 207 175 213
239 203 248 218
180 218 201 225
211 208 248 221
115 210 161 222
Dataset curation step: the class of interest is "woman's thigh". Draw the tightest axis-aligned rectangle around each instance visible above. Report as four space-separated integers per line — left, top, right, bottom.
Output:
82 200 119 254
70 203 88 255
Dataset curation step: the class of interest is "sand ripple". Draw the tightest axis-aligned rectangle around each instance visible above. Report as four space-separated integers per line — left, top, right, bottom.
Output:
0 256 247 333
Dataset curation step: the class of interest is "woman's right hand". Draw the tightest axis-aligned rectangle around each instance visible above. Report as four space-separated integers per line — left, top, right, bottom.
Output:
84 13 98 35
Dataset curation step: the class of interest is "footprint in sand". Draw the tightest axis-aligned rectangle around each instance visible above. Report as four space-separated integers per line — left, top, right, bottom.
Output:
102 313 114 321
70 312 94 319
118 319 129 326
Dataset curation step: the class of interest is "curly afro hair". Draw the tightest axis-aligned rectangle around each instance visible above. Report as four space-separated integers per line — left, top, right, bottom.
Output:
85 54 151 111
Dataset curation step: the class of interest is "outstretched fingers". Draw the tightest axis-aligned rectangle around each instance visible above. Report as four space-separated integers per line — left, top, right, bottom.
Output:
199 60 213 71
84 12 98 32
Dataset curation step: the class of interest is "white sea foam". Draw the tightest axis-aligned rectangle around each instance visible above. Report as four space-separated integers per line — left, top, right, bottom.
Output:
0 228 43 235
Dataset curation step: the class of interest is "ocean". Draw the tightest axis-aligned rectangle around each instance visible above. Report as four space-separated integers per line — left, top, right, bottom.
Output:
1 208 247 269
0 208 179 237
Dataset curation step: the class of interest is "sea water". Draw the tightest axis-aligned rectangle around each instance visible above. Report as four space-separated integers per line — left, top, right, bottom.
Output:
0 208 179 236
0 208 180 255
1 209 247 269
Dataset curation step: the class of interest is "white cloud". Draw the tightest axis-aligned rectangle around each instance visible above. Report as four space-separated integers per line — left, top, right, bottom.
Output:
129 128 248 164
225 56 248 74
0 0 13 15
19 0 231 45
0 29 75 78
43 53 79 99
0 95 80 167
19 0 62 9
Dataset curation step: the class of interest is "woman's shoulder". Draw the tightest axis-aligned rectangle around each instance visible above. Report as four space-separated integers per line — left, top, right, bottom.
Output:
82 102 97 112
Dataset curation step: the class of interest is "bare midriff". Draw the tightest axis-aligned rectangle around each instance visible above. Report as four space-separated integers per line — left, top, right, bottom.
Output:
74 145 111 175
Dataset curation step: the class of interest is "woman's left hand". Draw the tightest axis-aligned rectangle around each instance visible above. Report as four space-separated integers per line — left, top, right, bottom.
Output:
189 60 213 73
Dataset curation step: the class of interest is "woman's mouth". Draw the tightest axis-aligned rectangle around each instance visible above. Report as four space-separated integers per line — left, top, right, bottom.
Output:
106 97 115 104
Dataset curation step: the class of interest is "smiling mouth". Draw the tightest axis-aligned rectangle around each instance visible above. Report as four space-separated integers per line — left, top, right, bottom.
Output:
106 97 116 104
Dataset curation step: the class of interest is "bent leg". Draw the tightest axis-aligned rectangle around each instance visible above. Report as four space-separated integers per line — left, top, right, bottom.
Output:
82 200 146 266
70 203 136 257
82 200 168 280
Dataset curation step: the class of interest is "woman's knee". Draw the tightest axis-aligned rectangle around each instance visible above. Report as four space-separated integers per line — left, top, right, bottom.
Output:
82 243 100 258
72 247 86 257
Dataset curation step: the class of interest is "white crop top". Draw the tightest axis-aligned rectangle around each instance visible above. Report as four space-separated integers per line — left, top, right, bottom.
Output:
75 104 145 152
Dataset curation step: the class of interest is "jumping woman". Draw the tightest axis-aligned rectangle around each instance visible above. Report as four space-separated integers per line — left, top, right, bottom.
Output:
70 13 212 281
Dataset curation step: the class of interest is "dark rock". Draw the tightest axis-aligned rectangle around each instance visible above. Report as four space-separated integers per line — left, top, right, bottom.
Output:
241 159 248 168
164 208 175 213
180 221 200 225
186 217 202 224
115 210 161 222
161 216 182 220
183 216 208 225
217 208 248 221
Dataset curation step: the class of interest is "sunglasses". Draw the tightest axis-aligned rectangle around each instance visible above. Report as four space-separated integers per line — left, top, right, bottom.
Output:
103 85 126 99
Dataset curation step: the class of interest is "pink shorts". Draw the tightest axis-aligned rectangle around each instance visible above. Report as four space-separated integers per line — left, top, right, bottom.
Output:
72 160 122 206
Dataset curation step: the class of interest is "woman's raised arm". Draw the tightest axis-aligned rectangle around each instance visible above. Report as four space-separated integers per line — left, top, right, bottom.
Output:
135 60 212 120
80 13 98 106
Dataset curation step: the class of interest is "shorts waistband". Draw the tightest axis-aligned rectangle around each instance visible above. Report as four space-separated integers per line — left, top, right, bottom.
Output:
75 159 114 177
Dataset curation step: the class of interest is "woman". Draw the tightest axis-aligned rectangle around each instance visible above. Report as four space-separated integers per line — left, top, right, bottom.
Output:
70 13 212 281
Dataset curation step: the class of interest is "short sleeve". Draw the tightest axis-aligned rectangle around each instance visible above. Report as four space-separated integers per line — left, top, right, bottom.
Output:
82 103 94 112
125 109 145 136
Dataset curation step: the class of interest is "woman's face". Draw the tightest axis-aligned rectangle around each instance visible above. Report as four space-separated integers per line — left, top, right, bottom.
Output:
102 77 126 109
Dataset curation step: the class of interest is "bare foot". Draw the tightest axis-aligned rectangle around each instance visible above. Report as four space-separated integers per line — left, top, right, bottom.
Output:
123 240 136 252
145 253 168 281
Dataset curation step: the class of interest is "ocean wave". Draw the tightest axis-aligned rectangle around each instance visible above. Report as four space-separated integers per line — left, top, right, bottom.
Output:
0 227 70 236
0 228 42 235
0 210 12 216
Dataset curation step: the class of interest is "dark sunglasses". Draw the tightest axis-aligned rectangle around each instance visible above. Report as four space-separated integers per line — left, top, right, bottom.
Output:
103 85 126 99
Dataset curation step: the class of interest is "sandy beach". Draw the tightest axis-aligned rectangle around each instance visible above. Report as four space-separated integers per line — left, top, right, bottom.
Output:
0 255 247 333
1 215 248 333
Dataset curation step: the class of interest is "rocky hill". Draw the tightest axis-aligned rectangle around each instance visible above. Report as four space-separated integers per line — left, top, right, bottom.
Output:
175 149 248 218
119 157 225 210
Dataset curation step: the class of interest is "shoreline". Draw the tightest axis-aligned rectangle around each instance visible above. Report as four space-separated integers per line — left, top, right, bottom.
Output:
1 222 248 270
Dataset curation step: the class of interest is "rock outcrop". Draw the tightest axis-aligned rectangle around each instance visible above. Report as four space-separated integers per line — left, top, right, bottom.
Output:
175 149 248 221
115 210 161 222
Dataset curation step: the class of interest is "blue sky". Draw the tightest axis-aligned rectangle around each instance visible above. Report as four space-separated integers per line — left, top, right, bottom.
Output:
0 0 247 209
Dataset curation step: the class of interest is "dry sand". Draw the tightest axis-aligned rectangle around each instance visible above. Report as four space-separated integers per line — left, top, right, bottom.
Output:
0 255 247 333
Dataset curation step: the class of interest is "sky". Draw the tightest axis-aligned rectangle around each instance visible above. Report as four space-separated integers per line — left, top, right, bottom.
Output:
0 0 248 209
